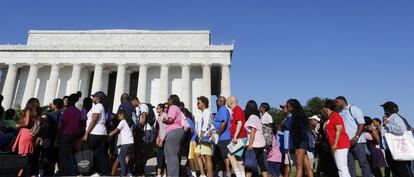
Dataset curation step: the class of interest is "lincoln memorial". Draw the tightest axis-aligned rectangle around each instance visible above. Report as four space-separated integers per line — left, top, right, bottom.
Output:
0 30 233 115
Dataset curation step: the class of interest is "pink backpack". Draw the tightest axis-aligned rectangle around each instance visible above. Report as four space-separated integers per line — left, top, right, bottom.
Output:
181 112 190 131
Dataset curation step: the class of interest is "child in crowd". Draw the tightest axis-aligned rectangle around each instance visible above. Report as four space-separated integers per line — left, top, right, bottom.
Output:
109 108 134 176
267 124 283 177
3 109 17 130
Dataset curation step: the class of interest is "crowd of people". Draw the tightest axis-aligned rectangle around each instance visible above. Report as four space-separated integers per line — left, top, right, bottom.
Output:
0 92 413 177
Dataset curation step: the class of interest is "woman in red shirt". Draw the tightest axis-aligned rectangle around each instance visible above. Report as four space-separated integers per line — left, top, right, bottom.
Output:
323 99 351 177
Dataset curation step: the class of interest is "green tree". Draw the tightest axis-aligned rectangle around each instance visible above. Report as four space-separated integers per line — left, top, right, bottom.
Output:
304 97 324 117
269 107 285 125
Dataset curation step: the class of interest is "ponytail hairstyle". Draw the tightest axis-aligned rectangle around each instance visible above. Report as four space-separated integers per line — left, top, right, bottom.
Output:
118 108 133 127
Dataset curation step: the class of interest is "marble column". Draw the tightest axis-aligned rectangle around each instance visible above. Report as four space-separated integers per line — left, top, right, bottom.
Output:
44 64 60 105
202 64 211 98
101 70 110 94
124 70 131 94
220 64 231 97
1 64 18 109
113 64 126 113
22 64 40 107
159 64 169 102
68 64 82 94
137 64 148 102
91 63 103 94
181 64 191 108
0 67 6 93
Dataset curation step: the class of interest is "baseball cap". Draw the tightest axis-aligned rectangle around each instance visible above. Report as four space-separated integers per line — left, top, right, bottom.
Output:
309 115 321 122
380 101 399 112
91 91 106 98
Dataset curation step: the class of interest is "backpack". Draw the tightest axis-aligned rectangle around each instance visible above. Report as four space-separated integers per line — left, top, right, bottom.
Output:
181 113 190 131
142 103 157 144
134 103 155 129
397 114 414 132
262 124 273 147
145 103 156 126
348 105 364 125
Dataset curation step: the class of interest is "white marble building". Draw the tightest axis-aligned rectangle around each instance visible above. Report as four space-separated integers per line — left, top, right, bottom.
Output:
0 30 233 114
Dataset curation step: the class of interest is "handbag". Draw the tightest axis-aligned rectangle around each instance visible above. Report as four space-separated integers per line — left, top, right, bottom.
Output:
29 120 41 137
29 116 46 137
243 148 258 172
384 131 414 161
200 116 218 144
75 142 94 175
201 132 217 144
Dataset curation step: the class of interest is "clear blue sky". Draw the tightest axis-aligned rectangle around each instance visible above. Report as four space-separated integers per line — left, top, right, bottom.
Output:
1 0 413 124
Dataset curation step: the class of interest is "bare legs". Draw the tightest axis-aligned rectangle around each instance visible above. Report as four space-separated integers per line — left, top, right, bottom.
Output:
295 149 314 177
195 153 213 177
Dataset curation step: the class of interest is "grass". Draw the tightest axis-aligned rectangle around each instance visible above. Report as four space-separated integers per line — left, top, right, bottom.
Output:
286 159 367 177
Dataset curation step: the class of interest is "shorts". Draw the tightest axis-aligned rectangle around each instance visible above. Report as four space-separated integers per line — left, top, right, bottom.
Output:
188 141 196 159
293 141 307 150
217 140 231 158
194 143 213 156
232 138 247 157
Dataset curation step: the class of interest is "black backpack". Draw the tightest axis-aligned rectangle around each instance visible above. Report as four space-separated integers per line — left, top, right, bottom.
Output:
145 103 156 126
142 103 156 144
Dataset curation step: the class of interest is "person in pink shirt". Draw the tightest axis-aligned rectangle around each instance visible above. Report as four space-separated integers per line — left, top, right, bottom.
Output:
244 100 268 177
267 125 283 177
162 94 185 177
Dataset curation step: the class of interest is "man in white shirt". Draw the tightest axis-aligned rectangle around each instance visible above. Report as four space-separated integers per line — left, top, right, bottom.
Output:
130 97 149 177
259 102 274 148
259 102 273 125
335 96 373 177
131 97 149 128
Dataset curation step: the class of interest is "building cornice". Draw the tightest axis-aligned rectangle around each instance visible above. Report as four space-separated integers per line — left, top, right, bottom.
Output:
0 45 234 52
28 29 211 34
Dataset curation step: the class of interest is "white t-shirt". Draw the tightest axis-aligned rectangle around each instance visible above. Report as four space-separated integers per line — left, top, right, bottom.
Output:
86 103 107 135
135 103 152 130
117 119 134 145
261 112 273 125
195 109 211 137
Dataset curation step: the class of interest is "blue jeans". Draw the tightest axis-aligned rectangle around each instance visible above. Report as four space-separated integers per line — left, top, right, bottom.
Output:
348 143 373 177
119 144 131 176
411 160 414 176
267 161 282 177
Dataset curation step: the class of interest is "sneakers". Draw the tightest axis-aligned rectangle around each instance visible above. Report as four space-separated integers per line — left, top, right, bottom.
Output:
91 173 100 177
